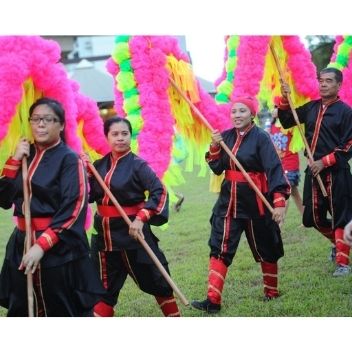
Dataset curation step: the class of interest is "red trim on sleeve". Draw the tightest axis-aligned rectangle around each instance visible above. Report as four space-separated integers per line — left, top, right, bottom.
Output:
278 97 290 110
60 159 86 231
1 157 21 179
209 144 221 153
155 185 167 214
322 153 336 168
35 228 60 252
136 209 156 222
273 192 286 208
206 144 221 161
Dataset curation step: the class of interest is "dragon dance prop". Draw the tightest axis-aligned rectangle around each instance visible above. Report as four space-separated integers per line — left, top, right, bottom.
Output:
328 35 352 106
0 36 110 171
215 35 322 155
106 35 232 203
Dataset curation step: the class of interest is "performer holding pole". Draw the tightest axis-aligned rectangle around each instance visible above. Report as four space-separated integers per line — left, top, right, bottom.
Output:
169 77 275 215
0 98 104 316
85 117 185 317
190 96 290 313
277 66 352 277
270 43 328 197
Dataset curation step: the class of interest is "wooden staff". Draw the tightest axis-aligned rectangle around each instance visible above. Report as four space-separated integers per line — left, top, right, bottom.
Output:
87 163 189 307
169 77 274 214
22 157 34 317
269 43 328 197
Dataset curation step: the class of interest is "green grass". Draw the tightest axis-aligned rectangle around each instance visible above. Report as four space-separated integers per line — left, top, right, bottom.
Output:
1 166 352 317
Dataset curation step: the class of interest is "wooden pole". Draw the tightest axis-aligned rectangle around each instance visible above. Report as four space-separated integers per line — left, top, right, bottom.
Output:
22 157 34 317
87 163 189 307
169 77 274 214
269 43 328 197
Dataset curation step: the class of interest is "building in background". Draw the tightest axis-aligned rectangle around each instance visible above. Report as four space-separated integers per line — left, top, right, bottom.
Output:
44 35 216 118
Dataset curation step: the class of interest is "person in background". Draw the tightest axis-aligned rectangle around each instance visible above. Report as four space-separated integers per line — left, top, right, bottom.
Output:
0 98 104 316
87 116 180 317
278 67 352 276
191 96 290 314
269 106 304 220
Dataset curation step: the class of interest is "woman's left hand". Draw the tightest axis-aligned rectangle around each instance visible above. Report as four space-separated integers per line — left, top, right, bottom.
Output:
310 159 324 177
129 218 145 241
19 244 44 274
272 207 286 226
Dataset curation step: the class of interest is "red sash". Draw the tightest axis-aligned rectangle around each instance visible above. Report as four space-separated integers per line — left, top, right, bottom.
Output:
225 170 268 215
17 217 52 231
97 203 145 218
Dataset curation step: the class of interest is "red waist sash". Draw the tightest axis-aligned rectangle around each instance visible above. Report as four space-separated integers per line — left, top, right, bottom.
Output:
97 203 145 218
225 170 268 215
17 217 52 231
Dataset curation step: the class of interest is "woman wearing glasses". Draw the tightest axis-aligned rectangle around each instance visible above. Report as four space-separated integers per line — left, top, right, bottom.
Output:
0 97 104 316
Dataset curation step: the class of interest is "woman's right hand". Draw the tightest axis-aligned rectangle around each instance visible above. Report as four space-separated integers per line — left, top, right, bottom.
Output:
280 80 291 99
79 153 91 168
13 138 30 161
211 130 223 146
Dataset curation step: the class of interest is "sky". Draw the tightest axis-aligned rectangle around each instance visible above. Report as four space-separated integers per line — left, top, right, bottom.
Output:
186 34 226 82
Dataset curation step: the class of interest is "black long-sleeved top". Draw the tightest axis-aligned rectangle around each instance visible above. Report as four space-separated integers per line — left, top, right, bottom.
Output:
278 99 352 169
0 141 90 268
206 124 290 218
89 150 168 251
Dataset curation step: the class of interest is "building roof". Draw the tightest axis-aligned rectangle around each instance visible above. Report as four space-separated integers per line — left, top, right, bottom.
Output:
69 59 114 103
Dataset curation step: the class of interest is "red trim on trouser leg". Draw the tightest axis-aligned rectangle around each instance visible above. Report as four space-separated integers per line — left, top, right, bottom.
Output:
94 301 114 317
155 296 180 317
207 257 228 304
261 262 278 298
334 228 350 266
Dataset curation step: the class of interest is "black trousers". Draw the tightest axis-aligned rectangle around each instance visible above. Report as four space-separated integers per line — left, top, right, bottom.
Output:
91 242 173 307
208 214 284 267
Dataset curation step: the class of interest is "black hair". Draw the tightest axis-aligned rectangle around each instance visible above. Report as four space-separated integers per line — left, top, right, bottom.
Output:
29 97 66 142
103 116 132 137
319 67 343 83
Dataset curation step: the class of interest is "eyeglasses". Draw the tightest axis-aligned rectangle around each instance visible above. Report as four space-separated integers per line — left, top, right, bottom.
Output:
29 115 60 125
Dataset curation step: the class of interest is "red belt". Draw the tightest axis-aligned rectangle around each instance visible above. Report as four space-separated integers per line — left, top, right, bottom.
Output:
97 203 144 218
225 170 268 216
17 217 52 231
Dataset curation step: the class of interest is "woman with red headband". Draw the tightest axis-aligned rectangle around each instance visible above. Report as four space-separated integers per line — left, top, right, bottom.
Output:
191 96 291 313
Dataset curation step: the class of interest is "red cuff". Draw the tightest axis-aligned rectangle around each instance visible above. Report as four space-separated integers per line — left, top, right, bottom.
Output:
322 153 336 168
278 97 290 110
209 143 221 153
136 209 156 222
206 144 221 162
273 192 286 208
35 228 60 251
1 157 21 179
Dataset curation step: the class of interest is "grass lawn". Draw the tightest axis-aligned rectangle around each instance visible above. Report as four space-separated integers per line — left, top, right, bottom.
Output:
0 163 351 318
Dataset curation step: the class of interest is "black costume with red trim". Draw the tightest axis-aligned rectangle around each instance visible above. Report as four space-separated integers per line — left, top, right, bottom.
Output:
203 123 290 303
278 97 352 265
89 150 180 317
0 141 104 316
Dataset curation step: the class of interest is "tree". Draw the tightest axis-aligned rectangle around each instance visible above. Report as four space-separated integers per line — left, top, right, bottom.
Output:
304 35 335 72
